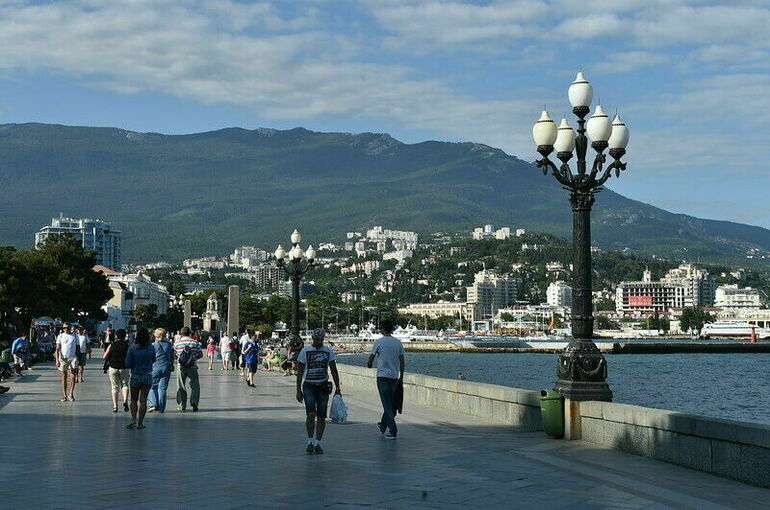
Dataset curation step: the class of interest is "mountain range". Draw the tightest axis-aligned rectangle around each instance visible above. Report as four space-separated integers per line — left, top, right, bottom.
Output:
1 122 768 264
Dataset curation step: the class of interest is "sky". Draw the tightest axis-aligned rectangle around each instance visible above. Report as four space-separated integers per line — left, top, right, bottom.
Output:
0 0 768 228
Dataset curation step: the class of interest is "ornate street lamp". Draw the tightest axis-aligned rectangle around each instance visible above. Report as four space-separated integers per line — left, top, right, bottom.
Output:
275 229 316 351
533 72 629 402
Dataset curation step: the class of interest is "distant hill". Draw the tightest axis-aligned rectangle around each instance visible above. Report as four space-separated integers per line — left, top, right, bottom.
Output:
0 122 768 263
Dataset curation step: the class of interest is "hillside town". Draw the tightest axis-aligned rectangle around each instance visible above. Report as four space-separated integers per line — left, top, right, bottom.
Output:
33 215 770 339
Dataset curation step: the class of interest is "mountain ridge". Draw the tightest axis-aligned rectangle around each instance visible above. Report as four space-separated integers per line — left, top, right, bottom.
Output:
0 122 767 264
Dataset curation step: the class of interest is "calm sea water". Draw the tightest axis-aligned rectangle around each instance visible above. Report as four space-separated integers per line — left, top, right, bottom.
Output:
338 352 770 425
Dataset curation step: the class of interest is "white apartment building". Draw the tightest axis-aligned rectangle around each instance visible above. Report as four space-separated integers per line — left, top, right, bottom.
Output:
366 226 419 249
383 250 413 262
661 263 716 307
341 260 381 276
471 224 512 240
397 301 472 320
547 281 573 308
183 257 228 270
466 269 520 320
36 215 121 270
230 246 268 268
616 270 689 316
715 285 762 311
250 264 284 288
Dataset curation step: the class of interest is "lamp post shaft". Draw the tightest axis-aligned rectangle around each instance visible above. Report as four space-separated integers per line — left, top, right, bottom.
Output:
570 190 594 340
291 274 301 340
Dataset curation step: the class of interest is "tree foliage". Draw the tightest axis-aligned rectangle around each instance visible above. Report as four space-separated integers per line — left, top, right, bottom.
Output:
679 307 715 336
0 235 112 340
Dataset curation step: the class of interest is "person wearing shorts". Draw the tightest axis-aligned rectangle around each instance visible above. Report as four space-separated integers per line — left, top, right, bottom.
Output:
296 329 341 455
104 329 130 412
55 324 79 402
242 336 259 387
125 328 156 429
76 326 90 382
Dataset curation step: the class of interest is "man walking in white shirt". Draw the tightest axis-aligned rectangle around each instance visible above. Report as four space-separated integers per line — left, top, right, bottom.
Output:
367 319 405 439
55 324 79 401
76 326 90 382
219 333 231 370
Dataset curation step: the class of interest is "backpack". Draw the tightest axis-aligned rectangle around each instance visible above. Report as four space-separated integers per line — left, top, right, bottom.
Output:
228 340 236 350
178 344 196 367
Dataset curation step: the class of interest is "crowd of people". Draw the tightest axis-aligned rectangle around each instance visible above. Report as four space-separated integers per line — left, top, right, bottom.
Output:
1 319 407 454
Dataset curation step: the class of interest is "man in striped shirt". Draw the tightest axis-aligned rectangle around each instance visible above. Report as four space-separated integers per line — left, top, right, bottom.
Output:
174 326 203 412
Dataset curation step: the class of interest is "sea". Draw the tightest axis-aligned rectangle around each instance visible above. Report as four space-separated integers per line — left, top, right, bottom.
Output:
337 351 770 425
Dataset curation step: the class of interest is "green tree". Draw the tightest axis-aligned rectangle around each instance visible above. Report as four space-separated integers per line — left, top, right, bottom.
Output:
2 236 111 329
678 307 714 337
133 304 158 329
596 316 621 330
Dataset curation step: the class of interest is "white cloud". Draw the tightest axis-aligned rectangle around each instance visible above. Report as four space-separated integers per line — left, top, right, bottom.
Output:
594 51 668 73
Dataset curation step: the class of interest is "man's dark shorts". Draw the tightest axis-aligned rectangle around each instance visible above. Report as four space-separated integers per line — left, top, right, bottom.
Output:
247 361 258 374
77 352 88 366
302 381 329 418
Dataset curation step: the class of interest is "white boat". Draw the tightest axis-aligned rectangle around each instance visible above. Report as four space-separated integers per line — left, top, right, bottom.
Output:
702 321 770 339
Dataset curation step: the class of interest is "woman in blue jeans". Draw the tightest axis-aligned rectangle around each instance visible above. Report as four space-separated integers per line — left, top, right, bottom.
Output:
148 328 174 413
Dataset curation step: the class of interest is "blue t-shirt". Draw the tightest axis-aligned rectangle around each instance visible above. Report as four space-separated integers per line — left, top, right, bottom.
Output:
152 341 175 372
125 345 156 375
12 337 30 355
244 341 260 364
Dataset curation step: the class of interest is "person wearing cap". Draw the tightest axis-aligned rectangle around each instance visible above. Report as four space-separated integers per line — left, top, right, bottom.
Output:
296 328 341 455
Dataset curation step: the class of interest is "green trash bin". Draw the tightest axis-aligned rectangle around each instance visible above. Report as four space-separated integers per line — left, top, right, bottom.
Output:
540 389 565 438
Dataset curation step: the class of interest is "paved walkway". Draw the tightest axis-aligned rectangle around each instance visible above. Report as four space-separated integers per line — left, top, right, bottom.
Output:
1 358 769 509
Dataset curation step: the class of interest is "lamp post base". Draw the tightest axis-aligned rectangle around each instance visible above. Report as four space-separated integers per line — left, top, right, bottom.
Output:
555 340 613 402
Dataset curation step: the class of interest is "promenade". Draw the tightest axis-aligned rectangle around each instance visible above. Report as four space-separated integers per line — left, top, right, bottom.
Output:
1 359 768 509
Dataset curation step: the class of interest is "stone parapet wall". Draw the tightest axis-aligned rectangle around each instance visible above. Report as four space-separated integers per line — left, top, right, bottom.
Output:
335 363 542 430
337 363 770 488
580 401 770 487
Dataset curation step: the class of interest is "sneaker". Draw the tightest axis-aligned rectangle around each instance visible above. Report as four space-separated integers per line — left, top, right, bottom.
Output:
0 386 10 394
376 423 386 435
384 432 397 440
192 404 198 412
123 402 129 412
314 444 324 455
147 407 156 413
177 406 186 412
305 443 316 455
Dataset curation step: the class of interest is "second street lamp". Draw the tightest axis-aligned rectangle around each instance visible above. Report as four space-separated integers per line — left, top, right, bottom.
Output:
275 229 316 353
533 72 630 402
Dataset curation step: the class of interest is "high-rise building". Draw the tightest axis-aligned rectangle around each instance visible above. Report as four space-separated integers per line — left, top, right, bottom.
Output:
715 285 762 311
547 281 572 308
466 269 520 319
36 214 121 270
616 269 688 316
661 263 716 307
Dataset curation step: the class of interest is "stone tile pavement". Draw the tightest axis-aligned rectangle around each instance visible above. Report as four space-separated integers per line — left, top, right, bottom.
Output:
1 358 769 509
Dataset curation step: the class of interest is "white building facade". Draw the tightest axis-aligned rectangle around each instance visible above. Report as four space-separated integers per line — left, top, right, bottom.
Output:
547 281 573 308
36 215 121 270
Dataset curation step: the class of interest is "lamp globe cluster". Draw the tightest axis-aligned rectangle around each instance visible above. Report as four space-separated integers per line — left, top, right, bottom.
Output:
533 72 629 154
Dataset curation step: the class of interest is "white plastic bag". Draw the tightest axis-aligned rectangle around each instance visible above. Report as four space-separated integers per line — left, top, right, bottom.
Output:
330 394 348 423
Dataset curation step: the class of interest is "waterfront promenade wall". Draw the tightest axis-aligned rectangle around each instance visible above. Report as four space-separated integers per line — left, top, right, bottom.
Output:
336 364 770 488
335 364 543 430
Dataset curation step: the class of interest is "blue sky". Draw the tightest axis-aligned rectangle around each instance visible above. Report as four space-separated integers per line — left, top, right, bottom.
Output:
0 0 768 227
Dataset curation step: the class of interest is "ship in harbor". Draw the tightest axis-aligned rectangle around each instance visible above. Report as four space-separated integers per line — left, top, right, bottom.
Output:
702 321 770 339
